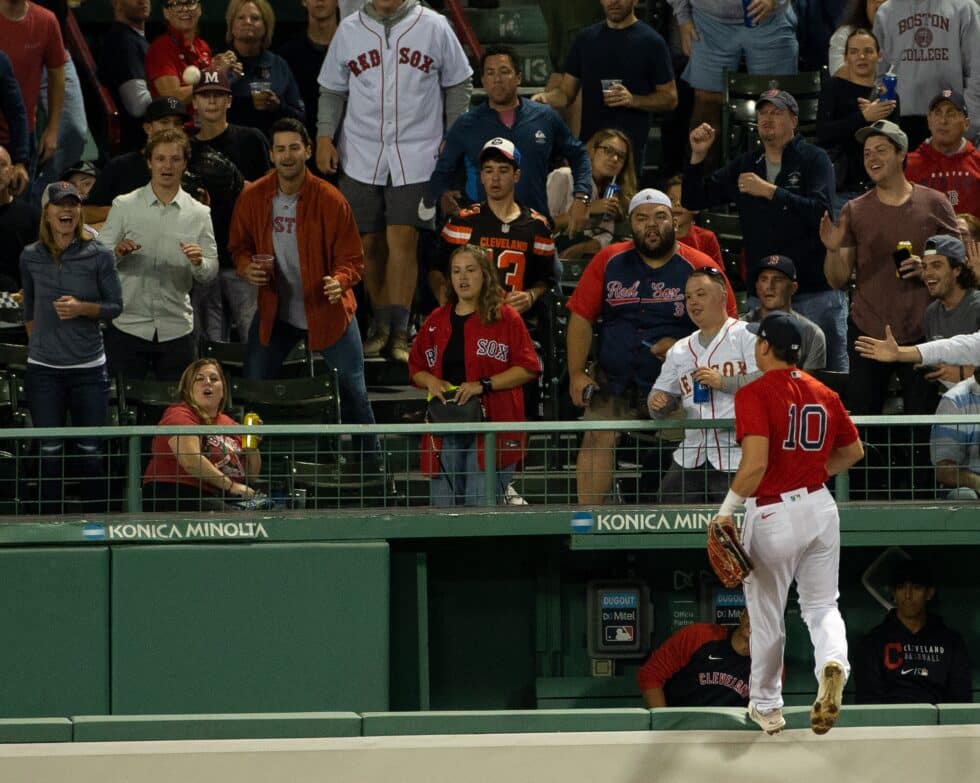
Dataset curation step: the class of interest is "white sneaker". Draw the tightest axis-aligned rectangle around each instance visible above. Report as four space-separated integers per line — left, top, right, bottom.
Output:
504 483 528 505
811 661 846 735
748 701 785 735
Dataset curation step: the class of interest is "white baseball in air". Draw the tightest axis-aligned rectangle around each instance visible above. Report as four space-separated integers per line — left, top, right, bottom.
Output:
182 65 202 86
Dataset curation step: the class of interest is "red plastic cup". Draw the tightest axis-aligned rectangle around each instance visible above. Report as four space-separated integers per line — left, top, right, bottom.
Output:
251 254 275 285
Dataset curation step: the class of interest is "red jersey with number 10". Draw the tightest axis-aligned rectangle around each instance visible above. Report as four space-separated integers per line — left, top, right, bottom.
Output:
735 369 859 498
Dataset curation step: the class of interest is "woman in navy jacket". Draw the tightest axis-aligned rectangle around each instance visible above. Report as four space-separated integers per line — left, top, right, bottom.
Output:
20 182 123 512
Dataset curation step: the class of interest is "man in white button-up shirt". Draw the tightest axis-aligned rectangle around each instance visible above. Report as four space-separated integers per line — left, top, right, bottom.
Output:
99 128 218 379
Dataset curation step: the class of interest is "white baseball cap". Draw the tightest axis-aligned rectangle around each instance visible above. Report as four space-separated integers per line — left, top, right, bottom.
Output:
628 188 672 215
480 137 521 167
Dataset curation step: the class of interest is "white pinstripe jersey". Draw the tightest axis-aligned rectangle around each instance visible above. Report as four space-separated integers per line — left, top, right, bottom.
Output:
318 4 472 186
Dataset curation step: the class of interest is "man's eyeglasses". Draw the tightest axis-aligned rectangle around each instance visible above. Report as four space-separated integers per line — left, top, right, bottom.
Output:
596 144 627 162
165 0 200 9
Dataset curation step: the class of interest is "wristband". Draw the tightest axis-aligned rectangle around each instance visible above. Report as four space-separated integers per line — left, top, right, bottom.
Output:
718 489 745 517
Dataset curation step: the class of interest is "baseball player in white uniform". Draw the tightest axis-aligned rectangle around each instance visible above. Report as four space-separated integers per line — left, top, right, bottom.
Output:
649 267 759 502
316 0 473 362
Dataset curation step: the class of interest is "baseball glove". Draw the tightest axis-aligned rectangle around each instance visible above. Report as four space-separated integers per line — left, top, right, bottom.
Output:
707 517 754 588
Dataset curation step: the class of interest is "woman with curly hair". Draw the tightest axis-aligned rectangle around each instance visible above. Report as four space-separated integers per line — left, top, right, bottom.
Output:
142 358 262 510
409 245 541 506
548 127 637 258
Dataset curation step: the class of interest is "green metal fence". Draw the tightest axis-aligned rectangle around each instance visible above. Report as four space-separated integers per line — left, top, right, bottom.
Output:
0 415 977 515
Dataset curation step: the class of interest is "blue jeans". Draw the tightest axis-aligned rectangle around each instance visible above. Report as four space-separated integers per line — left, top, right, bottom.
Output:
25 363 109 512
33 57 89 206
243 316 379 458
430 434 513 507
792 290 849 373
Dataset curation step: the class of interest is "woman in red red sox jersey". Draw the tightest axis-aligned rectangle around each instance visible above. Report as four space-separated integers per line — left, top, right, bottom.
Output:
409 245 541 506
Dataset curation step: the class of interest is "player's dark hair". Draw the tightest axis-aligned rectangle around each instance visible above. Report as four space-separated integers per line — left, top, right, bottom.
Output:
770 344 800 365
447 244 504 325
270 117 311 147
480 45 520 76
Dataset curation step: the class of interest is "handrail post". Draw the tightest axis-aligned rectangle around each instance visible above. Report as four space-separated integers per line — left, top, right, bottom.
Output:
483 427 497 504
126 434 141 512
834 469 850 503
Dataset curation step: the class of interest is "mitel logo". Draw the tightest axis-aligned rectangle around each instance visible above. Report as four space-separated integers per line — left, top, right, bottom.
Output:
82 523 107 541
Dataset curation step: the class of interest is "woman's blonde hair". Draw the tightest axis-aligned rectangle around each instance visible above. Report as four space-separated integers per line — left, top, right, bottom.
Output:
177 359 229 424
585 128 637 201
225 0 275 50
446 244 504 325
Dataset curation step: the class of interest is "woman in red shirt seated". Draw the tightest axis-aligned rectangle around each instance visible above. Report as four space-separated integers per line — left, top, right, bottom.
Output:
409 245 541 506
143 358 261 511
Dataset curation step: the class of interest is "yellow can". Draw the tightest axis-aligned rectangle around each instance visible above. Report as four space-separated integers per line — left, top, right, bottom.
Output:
243 411 262 450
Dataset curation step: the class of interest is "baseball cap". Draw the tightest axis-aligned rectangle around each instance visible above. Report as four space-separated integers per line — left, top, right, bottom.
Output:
893 559 934 588
628 188 672 215
479 137 521 167
855 119 908 152
757 87 799 115
924 234 967 266
746 311 801 351
145 95 189 122
41 181 82 209
193 68 232 95
928 89 968 116
60 160 99 180
757 254 797 281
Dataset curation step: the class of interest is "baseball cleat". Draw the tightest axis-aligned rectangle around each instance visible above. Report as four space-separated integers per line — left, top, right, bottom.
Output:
811 661 846 734
748 701 785 735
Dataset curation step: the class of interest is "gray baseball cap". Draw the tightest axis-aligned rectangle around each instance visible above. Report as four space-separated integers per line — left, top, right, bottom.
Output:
924 234 967 266
855 119 908 152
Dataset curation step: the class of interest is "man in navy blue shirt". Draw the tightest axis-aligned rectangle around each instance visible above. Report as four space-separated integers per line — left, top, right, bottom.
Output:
428 44 591 233
532 0 677 176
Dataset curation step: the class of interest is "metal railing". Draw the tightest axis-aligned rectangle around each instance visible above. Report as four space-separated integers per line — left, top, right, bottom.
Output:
0 415 977 516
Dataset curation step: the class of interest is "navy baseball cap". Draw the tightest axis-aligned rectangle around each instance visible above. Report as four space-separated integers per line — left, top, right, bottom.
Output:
928 89 968 116
893 559 934 588
145 95 189 122
757 87 799 115
60 160 99 180
41 181 82 208
480 137 521 168
747 311 801 351
757 254 797 281
924 234 967 266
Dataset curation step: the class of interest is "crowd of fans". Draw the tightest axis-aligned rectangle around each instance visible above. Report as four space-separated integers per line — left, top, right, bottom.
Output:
1 0 980 509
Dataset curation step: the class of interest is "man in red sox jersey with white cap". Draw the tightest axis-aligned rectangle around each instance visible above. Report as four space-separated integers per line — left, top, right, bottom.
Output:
716 311 864 735
316 0 473 362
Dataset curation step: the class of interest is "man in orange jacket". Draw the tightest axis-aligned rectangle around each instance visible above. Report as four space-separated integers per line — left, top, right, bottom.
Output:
229 117 379 462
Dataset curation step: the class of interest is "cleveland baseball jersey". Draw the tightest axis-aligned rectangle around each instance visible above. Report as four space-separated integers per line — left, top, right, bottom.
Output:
317 1 473 186
735 369 860 497
654 318 758 471
440 202 556 292
636 624 750 707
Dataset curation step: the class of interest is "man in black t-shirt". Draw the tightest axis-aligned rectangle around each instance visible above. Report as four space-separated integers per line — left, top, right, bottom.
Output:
84 96 188 226
189 68 270 342
98 0 153 153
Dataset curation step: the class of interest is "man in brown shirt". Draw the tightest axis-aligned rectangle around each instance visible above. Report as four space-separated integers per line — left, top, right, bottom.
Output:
820 120 958 415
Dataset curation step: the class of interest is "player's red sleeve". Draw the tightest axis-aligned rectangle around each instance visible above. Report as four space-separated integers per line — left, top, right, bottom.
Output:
566 242 625 323
676 242 737 318
637 624 727 691
734 383 770 443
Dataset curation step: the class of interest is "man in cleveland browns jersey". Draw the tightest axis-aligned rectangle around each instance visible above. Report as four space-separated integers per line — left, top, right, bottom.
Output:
638 609 751 708
438 137 556 309
715 311 864 736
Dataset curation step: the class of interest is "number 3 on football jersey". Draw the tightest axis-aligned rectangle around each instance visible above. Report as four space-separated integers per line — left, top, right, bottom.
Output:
496 249 526 291
781 403 827 451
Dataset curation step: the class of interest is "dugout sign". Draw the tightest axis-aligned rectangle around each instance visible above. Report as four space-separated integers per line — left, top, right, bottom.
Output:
586 581 652 659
